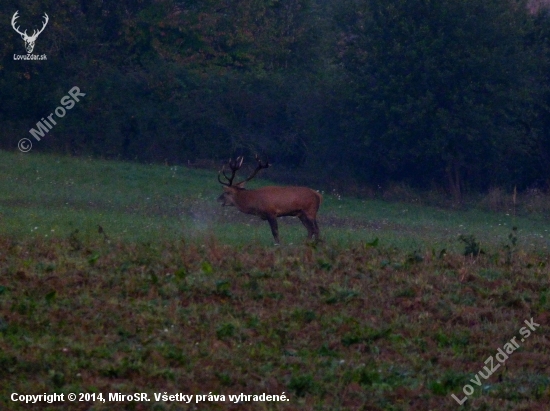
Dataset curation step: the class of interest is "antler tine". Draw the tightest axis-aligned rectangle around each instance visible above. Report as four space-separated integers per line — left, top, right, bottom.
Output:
228 156 244 171
217 156 245 186
237 154 270 184
217 165 230 186
255 154 270 168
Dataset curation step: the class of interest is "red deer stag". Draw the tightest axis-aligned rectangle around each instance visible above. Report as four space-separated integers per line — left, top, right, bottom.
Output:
217 156 322 244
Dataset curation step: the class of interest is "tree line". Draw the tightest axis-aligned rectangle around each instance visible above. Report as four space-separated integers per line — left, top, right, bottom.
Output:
2 0 550 200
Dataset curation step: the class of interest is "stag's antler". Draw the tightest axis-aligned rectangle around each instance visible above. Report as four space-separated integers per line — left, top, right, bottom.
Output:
236 155 270 185
217 156 244 186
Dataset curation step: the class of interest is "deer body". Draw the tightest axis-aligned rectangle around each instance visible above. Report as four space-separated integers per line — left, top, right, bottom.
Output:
217 157 322 244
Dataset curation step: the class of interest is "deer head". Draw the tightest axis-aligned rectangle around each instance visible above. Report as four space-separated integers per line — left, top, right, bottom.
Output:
217 155 270 206
12 11 49 54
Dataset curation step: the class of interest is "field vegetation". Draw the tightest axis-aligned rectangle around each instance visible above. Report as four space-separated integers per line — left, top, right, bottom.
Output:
1 151 550 410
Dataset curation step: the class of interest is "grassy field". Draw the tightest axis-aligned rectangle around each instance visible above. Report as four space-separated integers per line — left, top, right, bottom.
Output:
0 150 549 410
1 150 549 251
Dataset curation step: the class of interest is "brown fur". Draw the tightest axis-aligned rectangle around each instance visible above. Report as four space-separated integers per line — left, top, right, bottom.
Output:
218 185 322 244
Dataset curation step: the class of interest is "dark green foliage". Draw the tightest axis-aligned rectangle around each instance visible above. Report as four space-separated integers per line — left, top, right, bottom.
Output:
201 261 213 274
341 326 392 346
288 374 315 397
504 226 519 264
365 238 379 248
216 323 236 340
429 371 466 395
215 279 232 297
335 0 539 198
291 309 317 323
459 234 484 257
358 367 381 386
45 290 56 304
174 267 187 279
2 1 550 196
394 287 416 298
68 229 82 251
317 259 332 271
406 250 424 264
215 371 233 386
323 288 359 304
508 227 519 247
88 252 100 266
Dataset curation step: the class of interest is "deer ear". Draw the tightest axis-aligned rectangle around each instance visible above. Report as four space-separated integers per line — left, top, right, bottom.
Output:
236 182 246 188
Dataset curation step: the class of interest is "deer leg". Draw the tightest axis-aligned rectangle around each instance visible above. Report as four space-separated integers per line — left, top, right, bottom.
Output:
266 216 280 244
312 219 322 242
299 215 314 240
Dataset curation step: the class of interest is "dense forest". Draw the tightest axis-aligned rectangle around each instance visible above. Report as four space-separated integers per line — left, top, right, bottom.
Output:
3 0 550 201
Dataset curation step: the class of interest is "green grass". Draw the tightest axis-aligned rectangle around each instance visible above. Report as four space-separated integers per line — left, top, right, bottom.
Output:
1 150 550 410
1 150 549 252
